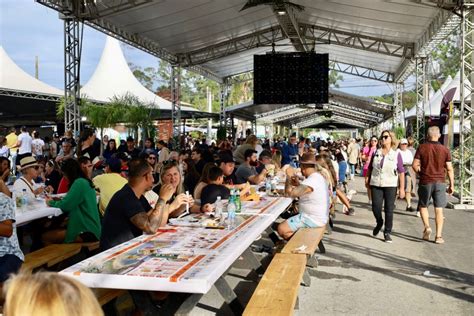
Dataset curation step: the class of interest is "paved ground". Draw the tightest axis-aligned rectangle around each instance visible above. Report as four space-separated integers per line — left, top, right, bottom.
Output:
190 176 474 316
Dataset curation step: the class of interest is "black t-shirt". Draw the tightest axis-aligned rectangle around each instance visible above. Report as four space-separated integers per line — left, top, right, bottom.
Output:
80 146 97 161
45 169 62 194
184 173 199 195
100 184 151 251
223 172 238 186
195 159 206 175
126 148 141 159
200 184 230 208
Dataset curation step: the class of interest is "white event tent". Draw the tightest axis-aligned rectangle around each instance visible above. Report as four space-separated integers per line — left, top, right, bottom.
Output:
0 46 62 124
81 37 203 118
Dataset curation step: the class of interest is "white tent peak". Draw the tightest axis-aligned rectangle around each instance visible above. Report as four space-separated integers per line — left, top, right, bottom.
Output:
0 46 62 96
81 36 196 112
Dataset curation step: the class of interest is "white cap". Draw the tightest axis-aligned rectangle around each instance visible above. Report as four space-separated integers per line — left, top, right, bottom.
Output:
400 138 408 144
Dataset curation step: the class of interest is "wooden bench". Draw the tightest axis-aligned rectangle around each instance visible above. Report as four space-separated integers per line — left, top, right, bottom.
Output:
281 227 326 286
243 253 307 316
92 288 127 306
21 244 82 272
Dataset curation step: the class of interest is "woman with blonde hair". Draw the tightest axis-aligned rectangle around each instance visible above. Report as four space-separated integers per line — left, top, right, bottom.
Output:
3 272 103 316
365 130 405 243
152 161 200 216
233 134 258 164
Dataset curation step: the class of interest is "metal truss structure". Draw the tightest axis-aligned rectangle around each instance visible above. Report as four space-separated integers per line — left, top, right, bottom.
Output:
458 2 474 206
219 82 235 138
393 82 404 127
37 0 223 84
300 24 413 58
395 9 461 82
415 57 428 144
171 65 181 150
0 89 61 102
296 113 369 129
254 105 300 119
62 15 82 136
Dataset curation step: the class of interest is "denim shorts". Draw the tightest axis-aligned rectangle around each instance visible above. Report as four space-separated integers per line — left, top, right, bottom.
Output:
287 214 320 232
418 183 447 208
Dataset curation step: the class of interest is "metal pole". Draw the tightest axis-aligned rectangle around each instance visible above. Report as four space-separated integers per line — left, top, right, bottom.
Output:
207 86 212 143
458 2 474 207
171 65 181 151
393 82 404 128
415 57 427 145
62 16 82 137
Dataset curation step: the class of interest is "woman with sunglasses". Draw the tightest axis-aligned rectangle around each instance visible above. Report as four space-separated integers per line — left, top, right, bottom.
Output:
365 130 405 243
13 157 44 199
362 136 378 203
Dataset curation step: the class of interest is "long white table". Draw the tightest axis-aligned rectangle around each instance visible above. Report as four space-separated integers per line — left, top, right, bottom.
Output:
16 198 62 226
61 196 292 294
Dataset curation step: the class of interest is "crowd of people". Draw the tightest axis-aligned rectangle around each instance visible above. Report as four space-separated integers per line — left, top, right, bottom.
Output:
0 125 454 314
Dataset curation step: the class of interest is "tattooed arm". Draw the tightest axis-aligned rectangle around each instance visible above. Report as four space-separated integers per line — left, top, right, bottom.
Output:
284 167 312 198
130 199 169 234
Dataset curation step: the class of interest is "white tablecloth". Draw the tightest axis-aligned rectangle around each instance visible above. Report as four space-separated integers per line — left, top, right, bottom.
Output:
61 196 292 294
15 198 63 226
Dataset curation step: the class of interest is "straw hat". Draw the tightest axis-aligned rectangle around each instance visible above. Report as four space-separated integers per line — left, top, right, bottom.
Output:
19 156 39 171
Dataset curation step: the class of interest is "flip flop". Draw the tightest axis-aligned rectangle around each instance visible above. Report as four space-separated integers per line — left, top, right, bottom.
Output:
422 227 432 241
435 236 445 244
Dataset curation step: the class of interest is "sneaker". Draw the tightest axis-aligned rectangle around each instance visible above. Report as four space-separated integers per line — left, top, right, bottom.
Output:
373 224 383 236
416 211 421 217
348 208 355 216
406 206 414 212
384 233 393 243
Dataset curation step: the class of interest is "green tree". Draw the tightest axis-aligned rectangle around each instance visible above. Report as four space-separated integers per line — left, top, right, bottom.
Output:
430 33 460 91
329 63 344 88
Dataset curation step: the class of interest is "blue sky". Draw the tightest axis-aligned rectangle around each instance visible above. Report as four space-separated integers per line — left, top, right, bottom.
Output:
0 0 400 98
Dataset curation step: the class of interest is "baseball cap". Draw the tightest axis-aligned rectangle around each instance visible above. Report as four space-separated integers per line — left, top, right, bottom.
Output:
400 138 408 144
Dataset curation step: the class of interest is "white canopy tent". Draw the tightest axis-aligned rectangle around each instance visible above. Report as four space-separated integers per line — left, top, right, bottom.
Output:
81 36 198 114
0 46 62 96
0 46 62 124
406 71 471 119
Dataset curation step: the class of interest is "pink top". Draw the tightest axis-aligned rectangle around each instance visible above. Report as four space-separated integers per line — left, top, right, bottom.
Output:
363 146 377 171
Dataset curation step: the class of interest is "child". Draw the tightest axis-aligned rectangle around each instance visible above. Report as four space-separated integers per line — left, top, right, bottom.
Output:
200 167 250 211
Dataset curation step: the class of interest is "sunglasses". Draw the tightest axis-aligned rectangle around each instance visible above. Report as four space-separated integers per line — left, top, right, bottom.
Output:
382 135 390 140
148 156 157 160
371 139 378 142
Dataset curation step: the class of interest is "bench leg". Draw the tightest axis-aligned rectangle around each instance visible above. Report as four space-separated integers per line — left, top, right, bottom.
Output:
215 276 244 315
306 254 318 268
174 293 204 316
318 240 326 254
301 268 311 287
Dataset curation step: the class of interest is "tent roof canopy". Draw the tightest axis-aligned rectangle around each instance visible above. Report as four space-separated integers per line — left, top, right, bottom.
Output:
225 88 392 129
38 0 460 83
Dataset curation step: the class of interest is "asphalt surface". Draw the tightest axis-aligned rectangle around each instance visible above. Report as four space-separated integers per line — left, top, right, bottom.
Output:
188 176 474 315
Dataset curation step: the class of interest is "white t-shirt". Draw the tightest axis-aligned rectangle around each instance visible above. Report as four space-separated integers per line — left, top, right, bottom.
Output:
397 148 414 165
17 132 32 155
32 139 45 156
13 177 36 200
299 172 330 227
